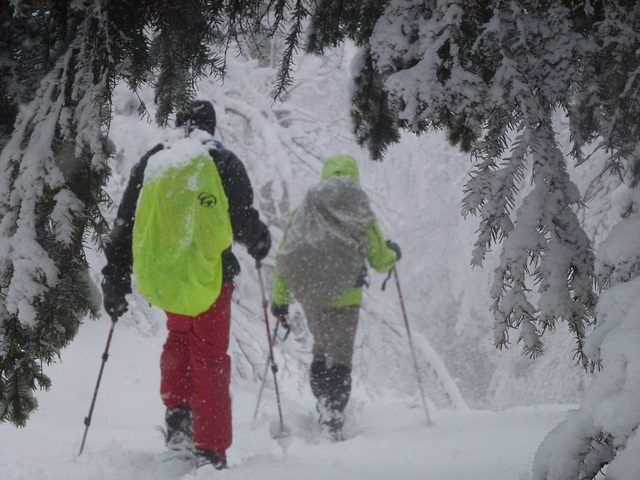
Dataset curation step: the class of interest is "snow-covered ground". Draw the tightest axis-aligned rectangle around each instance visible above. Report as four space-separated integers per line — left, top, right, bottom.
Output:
0 312 573 480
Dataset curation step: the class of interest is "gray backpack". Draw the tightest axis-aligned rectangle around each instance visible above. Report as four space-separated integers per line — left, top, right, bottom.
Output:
277 177 374 305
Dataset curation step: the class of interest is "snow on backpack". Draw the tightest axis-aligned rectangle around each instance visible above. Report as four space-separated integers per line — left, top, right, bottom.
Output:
132 135 233 316
277 176 374 305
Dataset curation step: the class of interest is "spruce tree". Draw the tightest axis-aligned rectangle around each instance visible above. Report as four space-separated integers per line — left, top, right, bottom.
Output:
0 0 120 427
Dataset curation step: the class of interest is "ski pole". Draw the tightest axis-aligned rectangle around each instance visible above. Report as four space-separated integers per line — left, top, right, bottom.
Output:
255 260 286 436
386 265 432 425
79 312 119 455
253 314 290 426
252 318 281 426
253 309 290 425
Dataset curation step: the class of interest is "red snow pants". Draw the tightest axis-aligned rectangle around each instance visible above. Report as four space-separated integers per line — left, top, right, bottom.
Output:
160 282 234 460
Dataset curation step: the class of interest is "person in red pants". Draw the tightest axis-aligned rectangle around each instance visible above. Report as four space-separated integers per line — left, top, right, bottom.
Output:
160 283 235 467
101 100 270 471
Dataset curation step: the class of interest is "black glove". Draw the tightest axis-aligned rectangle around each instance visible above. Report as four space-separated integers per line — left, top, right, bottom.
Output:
248 223 271 261
101 275 130 319
386 240 402 261
270 303 290 331
271 303 289 317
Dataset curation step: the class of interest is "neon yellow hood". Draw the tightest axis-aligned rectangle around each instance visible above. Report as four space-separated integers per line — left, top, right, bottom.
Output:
321 155 360 181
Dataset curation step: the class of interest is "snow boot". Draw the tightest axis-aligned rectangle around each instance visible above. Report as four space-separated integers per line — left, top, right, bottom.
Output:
317 399 346 442
195 448 227 471
310 358 351 441
165 407 194 456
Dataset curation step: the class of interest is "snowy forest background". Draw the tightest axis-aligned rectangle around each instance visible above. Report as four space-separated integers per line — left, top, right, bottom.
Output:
107 43 586 411
2 2 640 479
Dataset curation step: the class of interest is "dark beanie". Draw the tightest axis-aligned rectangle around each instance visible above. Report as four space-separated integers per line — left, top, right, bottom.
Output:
176 100 216 136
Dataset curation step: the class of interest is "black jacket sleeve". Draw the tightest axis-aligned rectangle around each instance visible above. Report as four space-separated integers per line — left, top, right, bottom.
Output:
210 148 271 260
102 144 164 291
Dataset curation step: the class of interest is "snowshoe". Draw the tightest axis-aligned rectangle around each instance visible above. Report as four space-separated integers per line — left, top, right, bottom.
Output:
195 448 227 471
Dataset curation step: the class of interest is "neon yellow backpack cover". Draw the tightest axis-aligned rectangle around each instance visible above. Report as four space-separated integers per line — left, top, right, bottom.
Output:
133 138 232 316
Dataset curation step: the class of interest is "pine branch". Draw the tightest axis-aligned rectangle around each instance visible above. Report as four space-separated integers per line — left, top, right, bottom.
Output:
351 48 400 160
272 0 308 100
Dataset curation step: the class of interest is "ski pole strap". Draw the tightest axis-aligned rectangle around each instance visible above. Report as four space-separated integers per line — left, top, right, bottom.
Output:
381 269 393 291
274 314 291 341
280 320 291 341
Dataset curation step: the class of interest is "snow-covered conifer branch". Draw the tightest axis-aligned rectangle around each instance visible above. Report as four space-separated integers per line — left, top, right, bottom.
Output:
0 0 115 426
273 0 309 100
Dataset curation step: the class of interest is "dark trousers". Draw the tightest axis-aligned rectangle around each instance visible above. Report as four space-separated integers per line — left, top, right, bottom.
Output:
303 304 359 420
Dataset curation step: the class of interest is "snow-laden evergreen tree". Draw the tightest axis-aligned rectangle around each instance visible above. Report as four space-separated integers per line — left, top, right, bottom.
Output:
367 1 603 361
533 183 640 479
0 0 115 427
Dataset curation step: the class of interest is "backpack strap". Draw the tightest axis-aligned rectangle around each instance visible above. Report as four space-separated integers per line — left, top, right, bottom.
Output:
202 138 225 150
